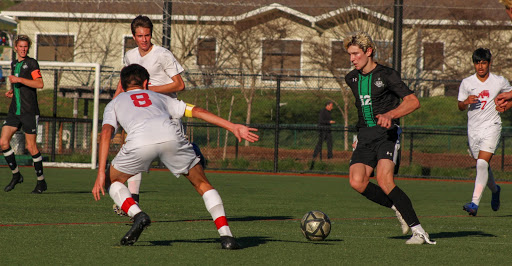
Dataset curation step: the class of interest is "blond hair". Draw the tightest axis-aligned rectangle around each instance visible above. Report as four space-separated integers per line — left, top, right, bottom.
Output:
343 31 376 57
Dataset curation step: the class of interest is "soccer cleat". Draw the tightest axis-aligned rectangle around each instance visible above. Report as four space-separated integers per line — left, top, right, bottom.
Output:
463 202 478 216
405 232 436 245
491 185 501 211
113 204 129 217
31 179 47 194
120 212 151 246
391 206 409 235
4 173 23 192
220 236 241 250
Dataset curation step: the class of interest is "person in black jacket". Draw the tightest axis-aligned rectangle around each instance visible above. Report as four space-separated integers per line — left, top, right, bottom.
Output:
311 101 335 163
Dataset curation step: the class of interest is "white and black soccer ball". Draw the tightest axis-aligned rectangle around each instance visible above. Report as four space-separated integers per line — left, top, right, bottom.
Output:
300 210 331 241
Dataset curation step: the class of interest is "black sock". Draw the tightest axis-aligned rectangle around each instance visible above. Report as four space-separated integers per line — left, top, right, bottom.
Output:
361 182 393 208
3 147 18 172
32 152 44 178
387 186 420 227
131 193 139 203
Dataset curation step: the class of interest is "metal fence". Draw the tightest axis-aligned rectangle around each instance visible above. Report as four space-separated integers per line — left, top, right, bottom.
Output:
2 66 512 180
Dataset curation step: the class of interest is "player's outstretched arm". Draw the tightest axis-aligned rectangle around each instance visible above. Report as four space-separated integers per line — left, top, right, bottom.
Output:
376 94 420 129
190 106 259 143
92 124 114 201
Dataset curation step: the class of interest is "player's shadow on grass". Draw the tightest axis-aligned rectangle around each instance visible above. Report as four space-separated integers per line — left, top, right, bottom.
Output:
46 190 158 194
390 230 496 240
156 215 296 224
145 236 341 248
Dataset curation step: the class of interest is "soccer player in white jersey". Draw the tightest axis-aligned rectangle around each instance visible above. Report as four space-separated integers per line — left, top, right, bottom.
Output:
457 48 511 216
93 64 258 248
112 15 205 214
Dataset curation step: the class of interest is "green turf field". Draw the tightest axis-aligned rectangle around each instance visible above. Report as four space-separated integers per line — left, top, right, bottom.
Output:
1 167 511 265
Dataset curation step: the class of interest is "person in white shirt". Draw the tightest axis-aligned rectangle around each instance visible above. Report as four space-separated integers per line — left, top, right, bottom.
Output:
93 64 258 248
457 48 511 216
112 16 205 213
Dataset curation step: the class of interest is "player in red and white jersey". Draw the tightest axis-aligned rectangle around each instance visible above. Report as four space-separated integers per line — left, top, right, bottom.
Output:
112 16 204 213
457 48 511 216
93 64 258 248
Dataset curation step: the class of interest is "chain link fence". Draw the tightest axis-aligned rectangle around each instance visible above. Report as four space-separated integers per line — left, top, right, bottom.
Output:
2 65 511 180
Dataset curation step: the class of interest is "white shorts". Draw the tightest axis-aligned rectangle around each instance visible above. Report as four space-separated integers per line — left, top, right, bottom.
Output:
112 139 201 178
468 124 501 159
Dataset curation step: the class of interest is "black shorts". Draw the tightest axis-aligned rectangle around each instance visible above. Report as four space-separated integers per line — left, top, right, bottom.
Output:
350 126 401 173
3 113 39 134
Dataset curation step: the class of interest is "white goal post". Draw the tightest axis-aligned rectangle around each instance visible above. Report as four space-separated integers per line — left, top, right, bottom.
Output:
0 61 102 169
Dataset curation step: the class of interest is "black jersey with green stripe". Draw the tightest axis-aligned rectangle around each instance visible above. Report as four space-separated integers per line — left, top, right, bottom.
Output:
345 64 413 130
9 57 41 115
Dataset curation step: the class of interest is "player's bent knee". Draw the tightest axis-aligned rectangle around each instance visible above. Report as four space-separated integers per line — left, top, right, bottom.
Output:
349 179 367 193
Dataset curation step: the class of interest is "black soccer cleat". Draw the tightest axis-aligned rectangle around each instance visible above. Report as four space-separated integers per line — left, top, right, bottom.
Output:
220 236 241 250
120 212 151 246
31 179 47 194
4 173 23 192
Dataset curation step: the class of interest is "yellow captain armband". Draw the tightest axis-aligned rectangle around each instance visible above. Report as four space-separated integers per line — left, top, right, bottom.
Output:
184 103 195 117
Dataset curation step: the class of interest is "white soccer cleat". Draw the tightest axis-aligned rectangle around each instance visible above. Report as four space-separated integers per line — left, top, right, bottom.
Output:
405 232 436 245
391 206 410 235
113 204 129 217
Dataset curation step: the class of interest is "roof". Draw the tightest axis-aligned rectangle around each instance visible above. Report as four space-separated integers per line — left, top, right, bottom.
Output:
2 0 511 26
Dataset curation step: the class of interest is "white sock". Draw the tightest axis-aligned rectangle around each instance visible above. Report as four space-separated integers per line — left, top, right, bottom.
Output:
472 159 489 206
487 168 498 193
411 224 425 235
127 173 142 195
109 181 141 217
202 189 232 237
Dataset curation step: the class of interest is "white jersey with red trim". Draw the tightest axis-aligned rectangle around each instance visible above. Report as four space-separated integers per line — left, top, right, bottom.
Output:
124 45 184 98
102 89 186 149
458 73 512 131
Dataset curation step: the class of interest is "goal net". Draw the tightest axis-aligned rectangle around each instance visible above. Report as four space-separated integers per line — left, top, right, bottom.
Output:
0 60 110 169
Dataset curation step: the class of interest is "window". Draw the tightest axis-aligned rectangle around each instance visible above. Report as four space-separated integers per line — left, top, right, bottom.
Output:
123 36 137 55
197 38 216 67
374 40 392 67
423 42 444 71
262 40 301 81
331 41 351 69
37 35 74 61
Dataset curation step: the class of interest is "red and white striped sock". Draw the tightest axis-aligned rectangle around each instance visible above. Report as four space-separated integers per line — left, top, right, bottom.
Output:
202 189 232 237
109 181 142 217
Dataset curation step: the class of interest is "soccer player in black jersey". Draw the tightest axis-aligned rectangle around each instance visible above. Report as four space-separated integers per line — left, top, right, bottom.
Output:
344 32 435 244
1 35 47 194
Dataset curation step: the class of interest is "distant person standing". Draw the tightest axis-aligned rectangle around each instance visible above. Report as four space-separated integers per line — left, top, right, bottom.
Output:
457 48 510 216
310 102 335 169
1 35 47 194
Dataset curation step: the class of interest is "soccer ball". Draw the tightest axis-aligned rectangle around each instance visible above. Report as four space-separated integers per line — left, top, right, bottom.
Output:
300 210 331 241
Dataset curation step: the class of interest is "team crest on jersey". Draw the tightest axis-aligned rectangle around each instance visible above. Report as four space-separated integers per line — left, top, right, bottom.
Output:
22 64 28 69
375 79 384 88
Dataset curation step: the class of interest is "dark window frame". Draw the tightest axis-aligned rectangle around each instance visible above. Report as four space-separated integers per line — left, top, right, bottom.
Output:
423 42 444 71
36 34 75 62
261 40 301 81
197 37 216 67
